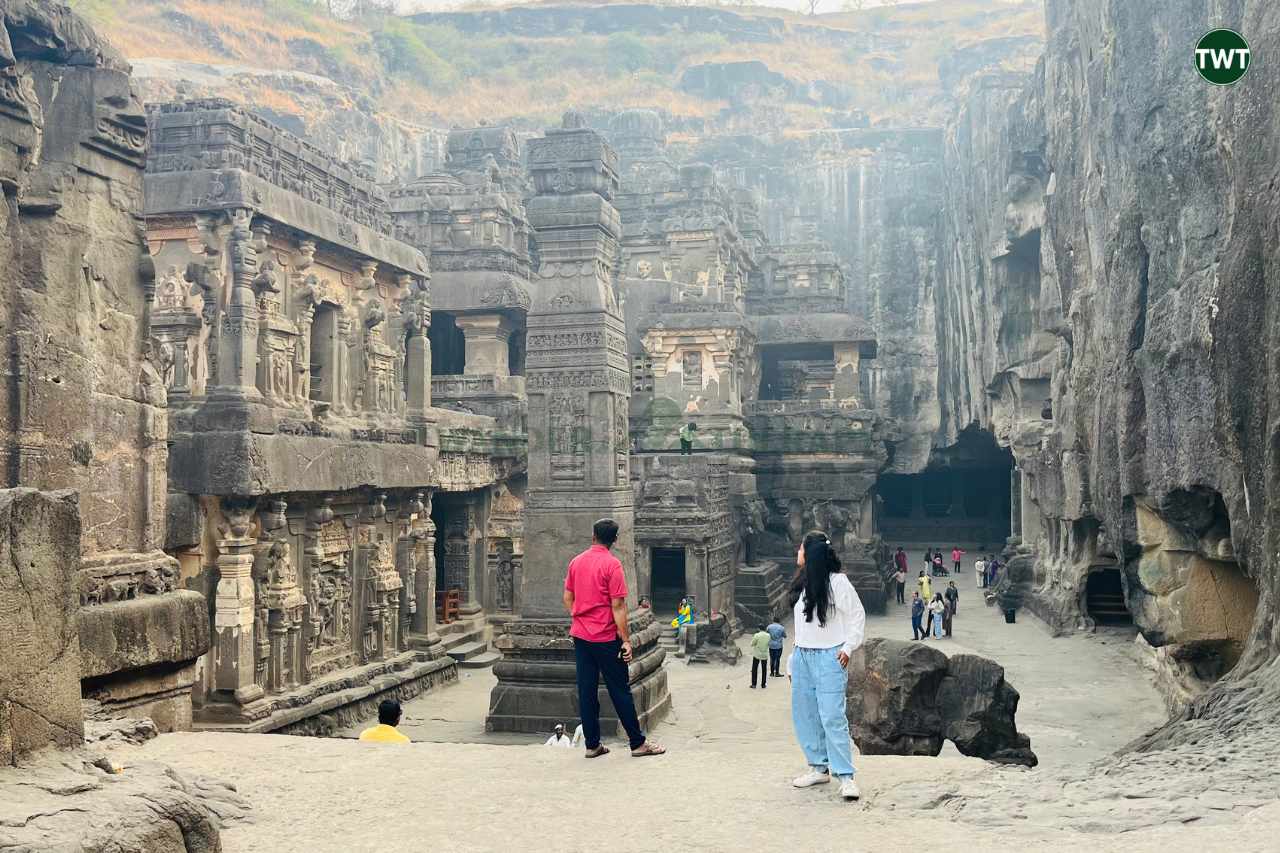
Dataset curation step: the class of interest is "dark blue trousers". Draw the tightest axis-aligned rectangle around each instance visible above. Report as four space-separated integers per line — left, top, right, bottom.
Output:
574 637 646 750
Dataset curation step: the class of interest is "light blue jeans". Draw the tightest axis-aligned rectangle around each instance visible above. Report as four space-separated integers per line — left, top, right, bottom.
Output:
790 645 855 778
932 613 943 638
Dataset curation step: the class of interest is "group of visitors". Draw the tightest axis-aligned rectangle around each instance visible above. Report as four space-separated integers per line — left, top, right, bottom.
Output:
363 518 868 803
910 581 959 640
749 617 787 688
975 553 1002 588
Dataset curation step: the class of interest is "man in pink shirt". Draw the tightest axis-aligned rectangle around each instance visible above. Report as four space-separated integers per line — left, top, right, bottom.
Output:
563 518 666 758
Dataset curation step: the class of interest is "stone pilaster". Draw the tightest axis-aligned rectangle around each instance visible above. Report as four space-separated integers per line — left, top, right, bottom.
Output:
487 112 670 735
212 497 265 708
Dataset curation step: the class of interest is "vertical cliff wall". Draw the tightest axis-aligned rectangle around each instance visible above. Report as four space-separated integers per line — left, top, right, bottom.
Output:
935 0 1280 722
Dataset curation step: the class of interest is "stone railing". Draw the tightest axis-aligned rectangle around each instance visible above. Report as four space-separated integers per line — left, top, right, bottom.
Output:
744 399 863 416
431 374 527 398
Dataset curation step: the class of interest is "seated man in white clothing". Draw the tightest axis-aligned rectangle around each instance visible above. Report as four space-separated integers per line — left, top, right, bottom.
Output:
544 723 573 747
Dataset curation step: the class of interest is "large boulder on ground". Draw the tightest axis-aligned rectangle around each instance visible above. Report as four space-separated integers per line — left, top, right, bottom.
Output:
847 638 1037 766
846 638 948 755
937 654 1037 766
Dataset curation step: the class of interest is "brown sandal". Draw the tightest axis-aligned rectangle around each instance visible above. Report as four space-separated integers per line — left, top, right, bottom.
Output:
630 742 666 757
584 745 610 758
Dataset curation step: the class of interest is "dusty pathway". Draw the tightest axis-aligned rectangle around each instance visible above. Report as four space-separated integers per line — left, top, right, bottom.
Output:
128 554 1276 850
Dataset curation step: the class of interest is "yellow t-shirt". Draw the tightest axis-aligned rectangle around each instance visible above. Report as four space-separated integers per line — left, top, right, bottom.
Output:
918 576 932 601
358 723 410 743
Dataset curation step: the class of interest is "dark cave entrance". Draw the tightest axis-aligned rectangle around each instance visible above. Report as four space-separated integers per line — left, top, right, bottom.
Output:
758 343 836 401
1085 568 1132 626
650 547 687 616
876 427 1013 549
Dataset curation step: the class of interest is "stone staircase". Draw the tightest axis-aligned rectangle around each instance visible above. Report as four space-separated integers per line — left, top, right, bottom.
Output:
440 619 500 669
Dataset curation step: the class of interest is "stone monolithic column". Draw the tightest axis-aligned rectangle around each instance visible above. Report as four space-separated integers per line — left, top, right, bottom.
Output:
487 113 669 734
214 210 263 400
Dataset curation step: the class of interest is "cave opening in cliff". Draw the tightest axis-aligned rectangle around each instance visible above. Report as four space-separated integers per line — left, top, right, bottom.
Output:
876 427 1013 549
1085 569 1132 626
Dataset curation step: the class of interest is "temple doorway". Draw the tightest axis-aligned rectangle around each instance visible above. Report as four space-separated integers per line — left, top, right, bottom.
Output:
651 547 686 615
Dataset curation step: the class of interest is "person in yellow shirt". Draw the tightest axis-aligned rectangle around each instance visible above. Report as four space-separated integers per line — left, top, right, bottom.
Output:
359 699 410 743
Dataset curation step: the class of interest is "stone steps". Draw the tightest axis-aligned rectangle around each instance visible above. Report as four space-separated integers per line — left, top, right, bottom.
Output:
457 651 501 669
446 640 490 662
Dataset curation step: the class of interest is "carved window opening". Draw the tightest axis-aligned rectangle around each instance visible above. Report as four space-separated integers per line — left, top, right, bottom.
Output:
309 304 338 404
632 352 654 393
681 350 702 390
429 312 466 375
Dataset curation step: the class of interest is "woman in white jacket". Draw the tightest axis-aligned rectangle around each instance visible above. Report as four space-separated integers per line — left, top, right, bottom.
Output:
786 530 866 802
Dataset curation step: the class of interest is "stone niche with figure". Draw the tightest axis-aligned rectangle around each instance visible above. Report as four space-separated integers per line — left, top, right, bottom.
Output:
144 100 523 731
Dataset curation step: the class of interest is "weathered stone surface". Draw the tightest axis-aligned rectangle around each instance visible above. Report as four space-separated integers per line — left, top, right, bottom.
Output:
0 750 247 853
0 488 84 765
78 591 210 680
846 638 947 757
937 654 1036 766
846 638 1036 766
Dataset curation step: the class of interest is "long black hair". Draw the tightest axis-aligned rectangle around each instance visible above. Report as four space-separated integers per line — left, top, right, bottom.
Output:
788 530 843 627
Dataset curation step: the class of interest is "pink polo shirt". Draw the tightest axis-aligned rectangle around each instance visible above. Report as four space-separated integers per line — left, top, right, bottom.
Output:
565 545 628 643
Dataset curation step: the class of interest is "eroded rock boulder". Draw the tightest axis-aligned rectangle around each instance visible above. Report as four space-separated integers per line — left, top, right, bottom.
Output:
0 488 84 765
847 638 1037 766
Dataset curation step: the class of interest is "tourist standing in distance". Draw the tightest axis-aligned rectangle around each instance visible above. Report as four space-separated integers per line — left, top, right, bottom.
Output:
766 615 787 677
975 554 987 589
945 580 959 617
930 594 947 639
678 421 697 455
893 563 907 605
545 723 573 747
923 547 934 575
358 699 410 743
787 531 866 802
750 625 771 689
563 518 666 758
911 592 926 640
917 570 932 604
932 552 946 577
951 545 965 575
894 546 909 577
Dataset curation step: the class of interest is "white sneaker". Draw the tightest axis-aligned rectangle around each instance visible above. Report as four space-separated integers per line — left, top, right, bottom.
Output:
839 777 861 801
792 768 831 788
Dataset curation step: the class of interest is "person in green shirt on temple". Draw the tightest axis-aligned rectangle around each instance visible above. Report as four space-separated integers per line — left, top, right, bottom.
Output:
678 421 697 455
750 625 771 689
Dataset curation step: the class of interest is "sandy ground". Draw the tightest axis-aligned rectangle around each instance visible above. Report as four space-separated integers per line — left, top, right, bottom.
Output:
129 548 1273 851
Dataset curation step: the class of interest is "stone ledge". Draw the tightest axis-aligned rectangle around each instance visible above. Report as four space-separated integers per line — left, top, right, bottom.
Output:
78 590 210 680
196 654 458 735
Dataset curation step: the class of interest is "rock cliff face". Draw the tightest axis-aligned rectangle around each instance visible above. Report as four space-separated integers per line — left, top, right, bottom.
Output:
934 0 1279 723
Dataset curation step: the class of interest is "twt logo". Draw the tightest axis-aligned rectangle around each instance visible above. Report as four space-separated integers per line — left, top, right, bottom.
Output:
1196 29 1250 84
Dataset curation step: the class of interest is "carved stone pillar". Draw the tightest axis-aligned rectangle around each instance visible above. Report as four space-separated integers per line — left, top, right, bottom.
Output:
261 499 305 693
409 491 441 652
213 497 264 707
1011 467 1023 541
488 113 669 735
214 210 263 399
833 342 860 404
456 314 515 377
404 279 433 420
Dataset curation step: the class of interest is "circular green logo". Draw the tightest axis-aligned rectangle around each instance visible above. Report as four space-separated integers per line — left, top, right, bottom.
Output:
1195 29 1251 85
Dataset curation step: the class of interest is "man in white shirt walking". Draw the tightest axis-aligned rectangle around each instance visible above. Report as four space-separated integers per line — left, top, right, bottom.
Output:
975 556 987 589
